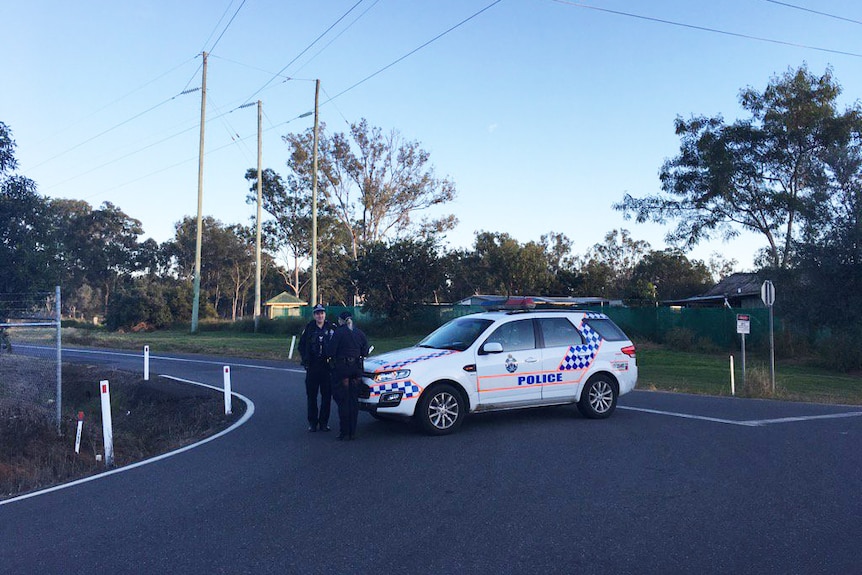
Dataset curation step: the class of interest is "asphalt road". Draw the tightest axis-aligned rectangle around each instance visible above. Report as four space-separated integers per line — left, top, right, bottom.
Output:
2 348 861 574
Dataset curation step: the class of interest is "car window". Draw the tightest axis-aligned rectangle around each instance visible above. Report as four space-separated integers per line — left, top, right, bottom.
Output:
582 318 629 341
418 317 494 351
483 319 536 352
538 317 584 348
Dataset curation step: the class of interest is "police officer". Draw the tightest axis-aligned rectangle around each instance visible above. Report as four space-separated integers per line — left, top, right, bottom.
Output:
298 304 336 432
325 311 369 440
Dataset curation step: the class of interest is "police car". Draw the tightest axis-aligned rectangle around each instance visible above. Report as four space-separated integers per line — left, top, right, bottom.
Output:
359 309 637 435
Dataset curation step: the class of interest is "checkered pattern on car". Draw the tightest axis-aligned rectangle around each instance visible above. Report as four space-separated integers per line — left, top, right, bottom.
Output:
558 319 602 371
378 350 457 371
371 381 422 398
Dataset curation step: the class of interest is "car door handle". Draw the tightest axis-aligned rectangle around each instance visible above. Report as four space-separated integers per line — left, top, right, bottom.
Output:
524 357 538 363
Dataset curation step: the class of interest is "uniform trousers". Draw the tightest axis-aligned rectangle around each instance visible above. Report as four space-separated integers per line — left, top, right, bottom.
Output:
305 363 332 429
332 357 363 437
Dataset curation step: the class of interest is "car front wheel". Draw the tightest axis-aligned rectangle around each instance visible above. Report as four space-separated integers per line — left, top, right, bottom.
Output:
577 375 618 419
415 383 465 435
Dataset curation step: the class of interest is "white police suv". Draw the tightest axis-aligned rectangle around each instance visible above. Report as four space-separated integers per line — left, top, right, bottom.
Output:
359 310 637 435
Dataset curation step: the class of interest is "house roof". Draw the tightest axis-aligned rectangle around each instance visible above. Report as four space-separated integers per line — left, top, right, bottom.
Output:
700 272 762 298
264 292 307 306
663 272 762 306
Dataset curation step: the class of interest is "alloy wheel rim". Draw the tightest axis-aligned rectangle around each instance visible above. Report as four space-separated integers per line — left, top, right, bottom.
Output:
589 381 613 413
429 392 459 429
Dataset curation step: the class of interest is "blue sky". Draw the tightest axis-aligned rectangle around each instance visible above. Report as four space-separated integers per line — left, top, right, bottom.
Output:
3 0 861 273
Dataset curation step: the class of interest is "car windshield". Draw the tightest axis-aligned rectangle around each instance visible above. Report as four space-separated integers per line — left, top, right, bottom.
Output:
418 317 494 351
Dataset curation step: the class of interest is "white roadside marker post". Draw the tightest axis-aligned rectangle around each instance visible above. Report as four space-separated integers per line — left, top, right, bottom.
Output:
144 345 150 381
99 380 114 468
288 335 296 359
223 366 232 415
74 411 84 454
730 356 735 397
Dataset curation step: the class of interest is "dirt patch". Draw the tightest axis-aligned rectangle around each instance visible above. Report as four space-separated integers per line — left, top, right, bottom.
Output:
0 356 243 500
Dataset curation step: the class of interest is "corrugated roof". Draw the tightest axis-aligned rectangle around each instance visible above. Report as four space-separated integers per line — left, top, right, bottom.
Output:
264 292 306 306
700 272 762 297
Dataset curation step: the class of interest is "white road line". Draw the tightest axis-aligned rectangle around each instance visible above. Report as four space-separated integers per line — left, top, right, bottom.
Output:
620 406 862 426
743 411 862 425
620 406 760 426
18 345 305 373
0 376 255 507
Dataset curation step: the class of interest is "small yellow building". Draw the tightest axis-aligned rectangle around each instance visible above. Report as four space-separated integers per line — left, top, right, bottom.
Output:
263 292 307 318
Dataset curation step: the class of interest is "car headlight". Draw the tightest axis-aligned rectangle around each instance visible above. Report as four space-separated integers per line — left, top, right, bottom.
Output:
374 369 410 383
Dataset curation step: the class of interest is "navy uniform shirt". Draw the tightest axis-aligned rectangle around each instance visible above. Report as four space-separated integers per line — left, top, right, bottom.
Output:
299 320 336 367
326 324 369 360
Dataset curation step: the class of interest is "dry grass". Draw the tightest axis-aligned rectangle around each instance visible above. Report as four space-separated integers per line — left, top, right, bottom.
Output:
0 357 242 500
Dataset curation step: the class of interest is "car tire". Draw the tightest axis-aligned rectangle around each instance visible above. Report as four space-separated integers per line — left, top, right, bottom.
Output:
577 374 618 419
415 383 465 435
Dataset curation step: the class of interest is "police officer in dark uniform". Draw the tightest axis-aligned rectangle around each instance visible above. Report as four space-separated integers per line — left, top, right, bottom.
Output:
298 304 336 432
325 311 370 440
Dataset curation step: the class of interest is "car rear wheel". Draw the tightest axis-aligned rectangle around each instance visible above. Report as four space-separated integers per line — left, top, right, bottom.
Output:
577 375 618 419
415 383 465 435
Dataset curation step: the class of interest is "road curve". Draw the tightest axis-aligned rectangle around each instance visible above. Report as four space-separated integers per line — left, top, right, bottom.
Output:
1 348 861 574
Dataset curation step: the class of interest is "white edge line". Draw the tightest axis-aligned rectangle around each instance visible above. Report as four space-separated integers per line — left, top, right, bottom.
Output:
16 345 305 373
620 406 862 427
619 406 761 426
0 375 255 507
743 411 862 425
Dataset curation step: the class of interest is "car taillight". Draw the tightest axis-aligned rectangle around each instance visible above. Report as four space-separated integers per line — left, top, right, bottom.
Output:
621 345 636 357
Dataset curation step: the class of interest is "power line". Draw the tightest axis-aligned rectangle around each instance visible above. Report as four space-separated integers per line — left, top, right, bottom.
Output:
209 54 294 79
551 0 862 58
291 0 383 76
29 87 201 171
31 56 198 148
206 0 249 54
76 111 311 202
242 0 368 105
200 1 238 52
763 0 862 26
325 0 504 104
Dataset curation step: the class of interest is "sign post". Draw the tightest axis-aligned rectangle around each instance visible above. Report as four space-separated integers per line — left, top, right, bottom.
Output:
736 314 750 391
761 280 776 393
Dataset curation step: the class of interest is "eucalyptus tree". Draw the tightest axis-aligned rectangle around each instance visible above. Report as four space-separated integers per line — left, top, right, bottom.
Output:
282 119 457 261
615 65 860 269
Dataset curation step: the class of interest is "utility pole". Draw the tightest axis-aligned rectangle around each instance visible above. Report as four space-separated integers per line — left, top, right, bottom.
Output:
191 51 208 334
311 79 320 306
254 100 263 332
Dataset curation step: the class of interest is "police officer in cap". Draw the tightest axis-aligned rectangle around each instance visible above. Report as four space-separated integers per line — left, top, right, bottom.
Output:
298 304 336 432
325 311 369 440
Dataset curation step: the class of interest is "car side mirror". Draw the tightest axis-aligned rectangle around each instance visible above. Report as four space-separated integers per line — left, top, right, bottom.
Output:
481 342 503 354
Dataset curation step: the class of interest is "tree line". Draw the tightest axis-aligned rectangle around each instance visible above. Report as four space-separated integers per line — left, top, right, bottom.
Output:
2 63 860 368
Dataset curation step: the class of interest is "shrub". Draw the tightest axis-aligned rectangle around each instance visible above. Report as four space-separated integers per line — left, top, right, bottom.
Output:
742 365 774 398
664 327 696 351
814 329 862 372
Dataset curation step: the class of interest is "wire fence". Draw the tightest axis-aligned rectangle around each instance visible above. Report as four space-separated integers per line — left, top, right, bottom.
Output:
0 287 62 433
